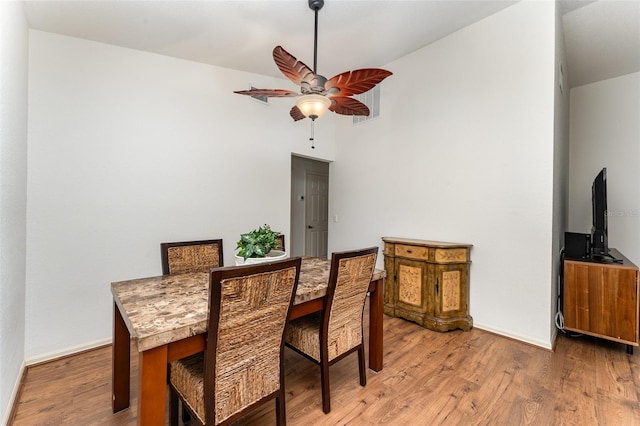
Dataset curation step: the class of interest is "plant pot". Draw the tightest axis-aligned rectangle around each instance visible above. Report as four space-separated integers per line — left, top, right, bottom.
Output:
234 250 288 266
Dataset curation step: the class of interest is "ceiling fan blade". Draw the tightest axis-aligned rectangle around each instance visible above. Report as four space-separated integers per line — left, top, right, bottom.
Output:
273 46 317 88
290 105 306 121
329 96 370 116
233 88 299 98
325 69 393 96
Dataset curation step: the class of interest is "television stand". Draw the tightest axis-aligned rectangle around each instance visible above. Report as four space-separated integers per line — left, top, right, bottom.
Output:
563 248 639 354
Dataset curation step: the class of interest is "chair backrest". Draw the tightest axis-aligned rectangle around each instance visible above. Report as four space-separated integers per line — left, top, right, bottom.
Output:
323 247 378 362
205 257 302 424
160 239 223 275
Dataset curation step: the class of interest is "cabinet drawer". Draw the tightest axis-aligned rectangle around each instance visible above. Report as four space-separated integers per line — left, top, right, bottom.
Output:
395 244 428 261
435 248 468 263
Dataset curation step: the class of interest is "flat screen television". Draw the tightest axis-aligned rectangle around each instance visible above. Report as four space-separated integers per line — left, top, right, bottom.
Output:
591 167 608 256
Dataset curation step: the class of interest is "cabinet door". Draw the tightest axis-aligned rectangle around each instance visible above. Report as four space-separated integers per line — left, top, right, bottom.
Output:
564 261 638 343
434 263 469 318
394 258 432 315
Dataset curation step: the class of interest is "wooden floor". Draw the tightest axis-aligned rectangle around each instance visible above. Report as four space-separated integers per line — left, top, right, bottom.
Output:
10 313 640 425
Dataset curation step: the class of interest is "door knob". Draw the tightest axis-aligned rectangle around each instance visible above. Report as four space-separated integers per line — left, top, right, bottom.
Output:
307 225 314 229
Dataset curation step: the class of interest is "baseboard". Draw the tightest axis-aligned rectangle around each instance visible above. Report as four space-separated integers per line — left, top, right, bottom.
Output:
473 322 554 350
550 325 559 351
3 360 26 426
25 338 112 367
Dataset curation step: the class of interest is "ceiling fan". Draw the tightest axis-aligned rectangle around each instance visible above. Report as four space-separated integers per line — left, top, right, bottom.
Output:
234 0 392 122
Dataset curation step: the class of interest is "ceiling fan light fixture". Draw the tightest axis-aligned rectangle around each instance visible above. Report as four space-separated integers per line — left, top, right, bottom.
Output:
296 94 331 120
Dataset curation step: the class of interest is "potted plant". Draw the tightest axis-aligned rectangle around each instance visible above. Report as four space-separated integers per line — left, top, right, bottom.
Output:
235 224 287 265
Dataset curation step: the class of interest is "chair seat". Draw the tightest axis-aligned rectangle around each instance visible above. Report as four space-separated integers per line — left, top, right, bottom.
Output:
170 353 206 424
286 312 322 362
170 344 287 424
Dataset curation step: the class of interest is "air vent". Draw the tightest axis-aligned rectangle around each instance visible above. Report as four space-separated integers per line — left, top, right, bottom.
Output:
249 85 269 105
353 84 380 125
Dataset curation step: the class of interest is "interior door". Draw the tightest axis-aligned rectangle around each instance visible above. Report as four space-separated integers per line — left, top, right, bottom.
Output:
304 172 328 258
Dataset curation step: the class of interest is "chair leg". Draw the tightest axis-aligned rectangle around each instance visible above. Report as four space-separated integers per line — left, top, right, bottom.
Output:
358 345 367 386
320 359 331 414
169 386 179 426
275 389 286 426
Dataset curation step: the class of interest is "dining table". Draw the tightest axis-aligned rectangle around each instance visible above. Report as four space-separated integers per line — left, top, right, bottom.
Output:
111 256 386 425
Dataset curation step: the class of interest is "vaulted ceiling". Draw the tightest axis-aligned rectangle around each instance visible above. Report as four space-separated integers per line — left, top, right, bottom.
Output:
23 1 640 89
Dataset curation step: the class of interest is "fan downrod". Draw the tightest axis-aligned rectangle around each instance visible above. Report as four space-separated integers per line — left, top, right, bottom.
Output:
308 0 324 11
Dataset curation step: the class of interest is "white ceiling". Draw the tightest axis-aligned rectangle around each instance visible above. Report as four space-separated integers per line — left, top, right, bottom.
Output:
562 0 640 87
22 0 640 89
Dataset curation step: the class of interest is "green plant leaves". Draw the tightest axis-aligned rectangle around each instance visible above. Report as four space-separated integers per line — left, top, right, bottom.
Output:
236 224 281 260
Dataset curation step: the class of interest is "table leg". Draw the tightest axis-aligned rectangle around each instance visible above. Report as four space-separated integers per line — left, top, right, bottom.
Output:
138 345 169 425
368 278 384 371
112 302 130 413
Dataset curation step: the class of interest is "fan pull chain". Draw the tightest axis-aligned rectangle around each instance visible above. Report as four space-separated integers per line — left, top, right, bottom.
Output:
309 120 315 149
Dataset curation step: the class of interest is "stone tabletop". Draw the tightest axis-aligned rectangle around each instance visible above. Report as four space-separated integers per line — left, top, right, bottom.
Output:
112 256 386 352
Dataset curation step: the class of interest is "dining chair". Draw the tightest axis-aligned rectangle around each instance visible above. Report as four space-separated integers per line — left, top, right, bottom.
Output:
285 246 378 414
277 234 286 252
160 239 223 275
169 257 302 426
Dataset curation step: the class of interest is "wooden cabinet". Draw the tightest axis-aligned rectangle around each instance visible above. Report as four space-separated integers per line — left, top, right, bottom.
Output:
563 249 639 350
382 237 473 332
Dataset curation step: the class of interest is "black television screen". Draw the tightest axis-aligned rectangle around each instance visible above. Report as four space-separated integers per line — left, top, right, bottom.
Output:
591 167 608 255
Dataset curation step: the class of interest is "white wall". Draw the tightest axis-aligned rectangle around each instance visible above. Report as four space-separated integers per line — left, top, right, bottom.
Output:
568 72 640 265
329 0 557 348
0 2 29 422
26 30 336 361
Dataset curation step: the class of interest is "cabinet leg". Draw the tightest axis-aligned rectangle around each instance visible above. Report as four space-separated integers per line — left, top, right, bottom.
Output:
626 345 633 355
